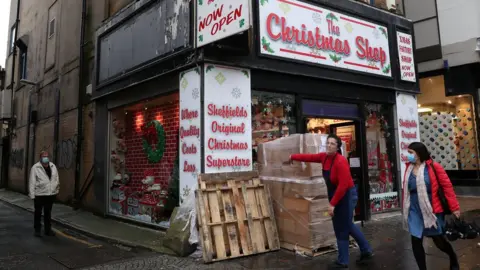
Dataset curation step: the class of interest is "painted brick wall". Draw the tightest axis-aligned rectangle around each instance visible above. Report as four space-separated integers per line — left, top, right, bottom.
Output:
123 101 179 192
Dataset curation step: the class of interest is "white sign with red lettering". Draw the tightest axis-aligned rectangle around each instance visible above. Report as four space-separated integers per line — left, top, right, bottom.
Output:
395 93 420 184
258 0 391 77
203 65 252 173
196 0 251 47
397 32 416 82
179 68 202 203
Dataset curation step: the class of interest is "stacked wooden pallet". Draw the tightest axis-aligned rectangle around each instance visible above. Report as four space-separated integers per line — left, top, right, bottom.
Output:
196 171 280 263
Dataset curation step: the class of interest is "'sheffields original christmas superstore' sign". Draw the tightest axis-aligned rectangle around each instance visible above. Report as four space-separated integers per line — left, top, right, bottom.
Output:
196 0 251 47
258 0 392 77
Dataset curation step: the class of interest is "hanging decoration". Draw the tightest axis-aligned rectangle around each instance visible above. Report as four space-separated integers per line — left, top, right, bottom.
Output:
141 120 166 163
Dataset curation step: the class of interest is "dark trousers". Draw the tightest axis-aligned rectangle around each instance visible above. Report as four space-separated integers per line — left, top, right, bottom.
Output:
34 195 55 233
411 235 458 270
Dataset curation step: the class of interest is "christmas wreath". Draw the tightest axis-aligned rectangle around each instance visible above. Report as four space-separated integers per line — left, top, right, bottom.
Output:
142 120 166 163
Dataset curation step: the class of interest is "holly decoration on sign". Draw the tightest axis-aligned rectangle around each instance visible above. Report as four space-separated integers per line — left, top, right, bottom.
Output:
382 64 391 74
239 19 245 28
199 35 204 43
198 0 203 5
379 27 387 38
260 0 268 6
261 37 274 53
142 120 166 163
329 53 342 63
326 13 338 21
241 70 249 78
206 65 215 73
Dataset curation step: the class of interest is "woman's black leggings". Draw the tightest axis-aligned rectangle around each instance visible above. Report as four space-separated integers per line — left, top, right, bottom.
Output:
411 235 458 270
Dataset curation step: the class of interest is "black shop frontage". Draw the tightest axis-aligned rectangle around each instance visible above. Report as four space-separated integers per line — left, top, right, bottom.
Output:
91 0 418 227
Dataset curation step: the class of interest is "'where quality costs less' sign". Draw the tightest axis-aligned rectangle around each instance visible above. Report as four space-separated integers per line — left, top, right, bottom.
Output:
196 0 251 47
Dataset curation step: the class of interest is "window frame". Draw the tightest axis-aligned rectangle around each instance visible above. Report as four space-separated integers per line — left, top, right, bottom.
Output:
48 18 56 39
19 50 27 80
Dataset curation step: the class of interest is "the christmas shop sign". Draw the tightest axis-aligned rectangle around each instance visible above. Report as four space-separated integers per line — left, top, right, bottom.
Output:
203 65 252 173
395 93 420 179
196 0 251 48
258 0 392 77
396 31 416 82
179 68 202 202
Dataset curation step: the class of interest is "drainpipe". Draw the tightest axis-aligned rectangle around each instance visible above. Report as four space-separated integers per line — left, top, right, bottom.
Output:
74 0 87 207
9 0 21 191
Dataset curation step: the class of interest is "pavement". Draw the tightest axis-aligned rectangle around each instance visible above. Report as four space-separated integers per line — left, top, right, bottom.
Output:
1 189 480 269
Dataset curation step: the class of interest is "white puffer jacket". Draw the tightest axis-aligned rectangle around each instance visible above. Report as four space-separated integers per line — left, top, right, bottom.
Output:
29 162 60 199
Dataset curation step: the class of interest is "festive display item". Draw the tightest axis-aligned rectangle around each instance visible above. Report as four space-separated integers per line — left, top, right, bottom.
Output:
139 193 157 216
142 120 166 164
127 193 141 216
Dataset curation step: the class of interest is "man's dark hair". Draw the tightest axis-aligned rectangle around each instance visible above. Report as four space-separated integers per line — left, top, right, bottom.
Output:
408 142 431 162
327 134 343 154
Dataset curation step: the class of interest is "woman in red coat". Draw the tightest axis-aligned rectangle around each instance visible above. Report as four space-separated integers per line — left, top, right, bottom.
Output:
290 134 373 268
403 142 460 270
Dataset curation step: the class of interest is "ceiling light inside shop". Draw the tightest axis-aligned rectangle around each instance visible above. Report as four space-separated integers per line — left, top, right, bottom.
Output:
418 104 421 107
447 100 452 104
418 107 433 113
457 95 463 98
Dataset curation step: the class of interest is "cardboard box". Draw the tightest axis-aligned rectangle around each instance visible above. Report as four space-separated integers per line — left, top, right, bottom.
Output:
277 218 336 249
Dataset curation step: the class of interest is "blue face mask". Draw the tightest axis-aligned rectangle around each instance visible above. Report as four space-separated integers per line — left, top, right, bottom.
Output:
41 157 49 164
407 153 416 163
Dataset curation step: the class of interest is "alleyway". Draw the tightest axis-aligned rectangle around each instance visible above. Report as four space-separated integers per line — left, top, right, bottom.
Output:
1 198 479 270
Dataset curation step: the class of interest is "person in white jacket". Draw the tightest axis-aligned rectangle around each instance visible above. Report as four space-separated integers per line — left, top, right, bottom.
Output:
29 151 60 237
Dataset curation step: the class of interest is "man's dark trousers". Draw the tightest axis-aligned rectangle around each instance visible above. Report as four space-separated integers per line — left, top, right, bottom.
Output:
34 195 55 233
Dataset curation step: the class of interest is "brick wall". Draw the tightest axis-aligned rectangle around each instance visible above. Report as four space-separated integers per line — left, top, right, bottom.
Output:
123 101 179 192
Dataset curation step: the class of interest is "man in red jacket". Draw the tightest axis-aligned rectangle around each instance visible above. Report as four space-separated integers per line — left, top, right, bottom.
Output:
290 134 373 269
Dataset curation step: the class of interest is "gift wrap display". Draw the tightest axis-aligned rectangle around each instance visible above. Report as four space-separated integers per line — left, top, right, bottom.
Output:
419 107 479 170
258 134 337 255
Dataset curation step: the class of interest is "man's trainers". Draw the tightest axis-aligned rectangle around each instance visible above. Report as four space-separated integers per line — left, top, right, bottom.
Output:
356 252 374 264
328 261 349 269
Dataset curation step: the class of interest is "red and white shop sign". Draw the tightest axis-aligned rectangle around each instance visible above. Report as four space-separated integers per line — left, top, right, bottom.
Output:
396 32 416 82
258 0 392 77
395 93 420 183
196 0 251 48
179 68 202 203
203 65 252 173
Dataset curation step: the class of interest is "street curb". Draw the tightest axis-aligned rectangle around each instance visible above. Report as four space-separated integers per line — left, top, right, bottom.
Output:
0 197 164 254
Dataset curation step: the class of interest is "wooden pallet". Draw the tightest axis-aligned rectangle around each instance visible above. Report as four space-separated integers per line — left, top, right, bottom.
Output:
280 242 337 257
196 171 280 263
280 240 358 257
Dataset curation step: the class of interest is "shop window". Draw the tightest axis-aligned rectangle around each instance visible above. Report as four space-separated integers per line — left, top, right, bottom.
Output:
364 103 399 213
9 25 16 54
418 76 479 171
108 93 180 227
252 91 296 166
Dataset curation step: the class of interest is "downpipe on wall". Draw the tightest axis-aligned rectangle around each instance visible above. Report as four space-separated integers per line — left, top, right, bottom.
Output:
73 0 87 208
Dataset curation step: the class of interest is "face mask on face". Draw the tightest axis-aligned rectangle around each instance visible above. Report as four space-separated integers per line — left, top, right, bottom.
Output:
41 157 49 164
407 153 416 163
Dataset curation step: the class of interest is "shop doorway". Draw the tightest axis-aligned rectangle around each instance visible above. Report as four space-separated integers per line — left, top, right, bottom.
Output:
305 117 365 221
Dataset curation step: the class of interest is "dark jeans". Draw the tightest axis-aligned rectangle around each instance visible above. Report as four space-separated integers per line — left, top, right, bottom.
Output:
34 195 55 233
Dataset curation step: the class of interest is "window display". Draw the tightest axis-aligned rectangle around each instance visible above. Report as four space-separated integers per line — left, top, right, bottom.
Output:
108 93 180 227
418 76 479 170
251 91 296 165
364 103 399 213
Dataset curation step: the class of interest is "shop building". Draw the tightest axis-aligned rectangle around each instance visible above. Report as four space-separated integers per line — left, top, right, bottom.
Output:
92 0 417 227
404 0 480 195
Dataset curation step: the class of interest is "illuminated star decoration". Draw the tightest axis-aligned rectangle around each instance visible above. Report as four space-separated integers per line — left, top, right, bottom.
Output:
285 104 292 112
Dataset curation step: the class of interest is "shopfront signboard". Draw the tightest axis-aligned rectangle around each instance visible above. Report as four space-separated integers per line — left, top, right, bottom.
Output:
179 68 202 203
396 31 416 82
395 93 420 184
196 0 251 47
203 65 252 173
258 0 392 77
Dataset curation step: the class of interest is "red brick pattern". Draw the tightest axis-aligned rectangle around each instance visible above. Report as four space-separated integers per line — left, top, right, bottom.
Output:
123 101 179 192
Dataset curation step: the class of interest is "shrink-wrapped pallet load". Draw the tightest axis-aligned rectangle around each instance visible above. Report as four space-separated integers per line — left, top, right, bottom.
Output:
259 134 337 254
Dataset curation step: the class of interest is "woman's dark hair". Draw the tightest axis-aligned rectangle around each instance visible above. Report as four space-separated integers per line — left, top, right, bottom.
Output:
327 134 343 154
408 142 431 162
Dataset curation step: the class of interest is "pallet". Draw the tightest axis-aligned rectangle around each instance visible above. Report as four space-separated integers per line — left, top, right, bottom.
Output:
280 242 338 257
280 240 358 257
196 171 280 263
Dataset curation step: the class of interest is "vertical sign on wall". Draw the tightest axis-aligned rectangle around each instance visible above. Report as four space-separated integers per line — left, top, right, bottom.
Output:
203 65 252 173
396 93 420 183
196 0 251 48
397 32 416 82
179 68 202 203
